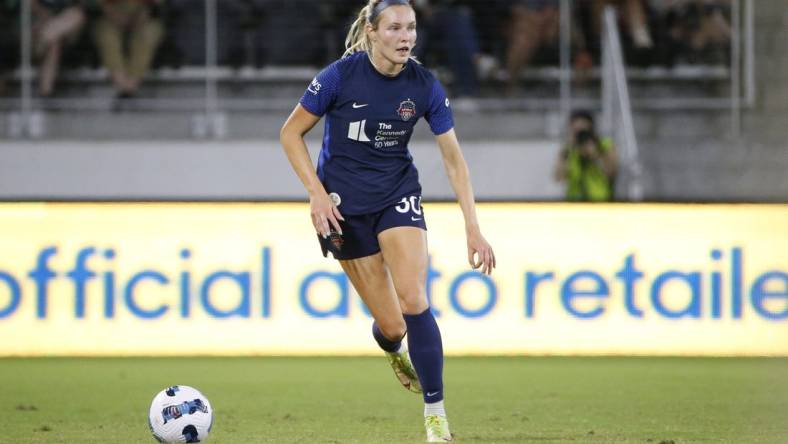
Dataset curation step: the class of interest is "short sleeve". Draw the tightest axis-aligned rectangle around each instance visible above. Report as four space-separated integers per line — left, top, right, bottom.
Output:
299 62 341 117
424 78 454 135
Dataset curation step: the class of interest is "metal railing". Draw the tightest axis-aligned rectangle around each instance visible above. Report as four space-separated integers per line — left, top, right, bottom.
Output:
557 0 755 136
5 0 756 139
559 0 572 124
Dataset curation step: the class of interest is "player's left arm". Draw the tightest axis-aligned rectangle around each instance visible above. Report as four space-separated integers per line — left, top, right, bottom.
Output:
435 129 496 275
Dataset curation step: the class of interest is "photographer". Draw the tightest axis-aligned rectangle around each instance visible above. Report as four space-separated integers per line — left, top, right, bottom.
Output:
554 110 618 202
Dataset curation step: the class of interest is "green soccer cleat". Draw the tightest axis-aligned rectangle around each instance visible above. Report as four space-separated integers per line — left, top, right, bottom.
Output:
425 415 453 442
385 349 422 393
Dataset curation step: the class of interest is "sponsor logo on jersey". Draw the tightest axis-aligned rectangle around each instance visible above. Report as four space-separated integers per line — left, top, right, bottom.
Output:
397 99 416 121
373 122 407 149
307 78 322 95
347 120 371 142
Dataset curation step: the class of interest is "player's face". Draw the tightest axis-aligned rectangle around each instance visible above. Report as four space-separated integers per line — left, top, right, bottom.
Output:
370 5 417 69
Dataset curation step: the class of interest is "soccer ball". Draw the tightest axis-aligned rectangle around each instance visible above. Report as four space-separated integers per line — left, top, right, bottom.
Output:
148 385 213 443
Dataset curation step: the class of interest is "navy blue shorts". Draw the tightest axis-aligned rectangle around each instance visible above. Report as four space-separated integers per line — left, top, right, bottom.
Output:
318 195 427 260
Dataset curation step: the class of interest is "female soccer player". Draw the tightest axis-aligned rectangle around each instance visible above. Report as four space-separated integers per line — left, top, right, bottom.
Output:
279 0 495 441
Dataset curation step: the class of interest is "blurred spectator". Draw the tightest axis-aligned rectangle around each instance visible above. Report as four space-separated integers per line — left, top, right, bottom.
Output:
464 0 510 63
554 110 618 202
591 0 653 49
93 0 164 101
0 1 21 97
657 0 731 65
413 0 482 98
571 0 656 69
32 0 87 97
504 0 560 93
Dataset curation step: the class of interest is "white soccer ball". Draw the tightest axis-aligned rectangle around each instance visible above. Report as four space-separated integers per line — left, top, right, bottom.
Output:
148 385 213 443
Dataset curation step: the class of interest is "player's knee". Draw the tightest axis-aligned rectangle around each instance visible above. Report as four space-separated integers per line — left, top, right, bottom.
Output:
378 319 407 342
398 290 429 315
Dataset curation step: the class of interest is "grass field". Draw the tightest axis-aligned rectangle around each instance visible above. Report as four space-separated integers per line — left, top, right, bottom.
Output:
2 357 787 443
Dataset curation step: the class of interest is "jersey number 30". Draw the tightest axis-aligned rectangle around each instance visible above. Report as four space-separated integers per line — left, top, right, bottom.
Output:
395 196 423 215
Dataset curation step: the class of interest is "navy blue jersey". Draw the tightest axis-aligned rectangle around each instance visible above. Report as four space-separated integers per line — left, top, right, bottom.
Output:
299 51 454 216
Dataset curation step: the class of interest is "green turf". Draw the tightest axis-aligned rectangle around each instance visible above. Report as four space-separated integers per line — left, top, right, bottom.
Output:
1 357 786 443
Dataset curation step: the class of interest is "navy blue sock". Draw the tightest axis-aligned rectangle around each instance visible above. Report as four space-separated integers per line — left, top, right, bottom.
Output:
372 322 402 353
404 308 444 403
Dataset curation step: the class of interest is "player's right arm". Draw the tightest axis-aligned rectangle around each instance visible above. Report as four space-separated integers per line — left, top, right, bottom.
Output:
280 104 344 238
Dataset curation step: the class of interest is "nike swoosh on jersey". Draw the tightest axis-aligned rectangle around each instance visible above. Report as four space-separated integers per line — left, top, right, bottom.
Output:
352 102 369 108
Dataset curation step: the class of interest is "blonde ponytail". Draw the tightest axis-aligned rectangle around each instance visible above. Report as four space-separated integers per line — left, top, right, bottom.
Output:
343 5 373 57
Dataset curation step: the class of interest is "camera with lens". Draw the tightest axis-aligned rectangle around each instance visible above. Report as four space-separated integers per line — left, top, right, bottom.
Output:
574 129 596 147
574 129 600 157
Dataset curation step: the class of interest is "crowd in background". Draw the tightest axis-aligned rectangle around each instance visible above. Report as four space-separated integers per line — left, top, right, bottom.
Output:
0 0 733 100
